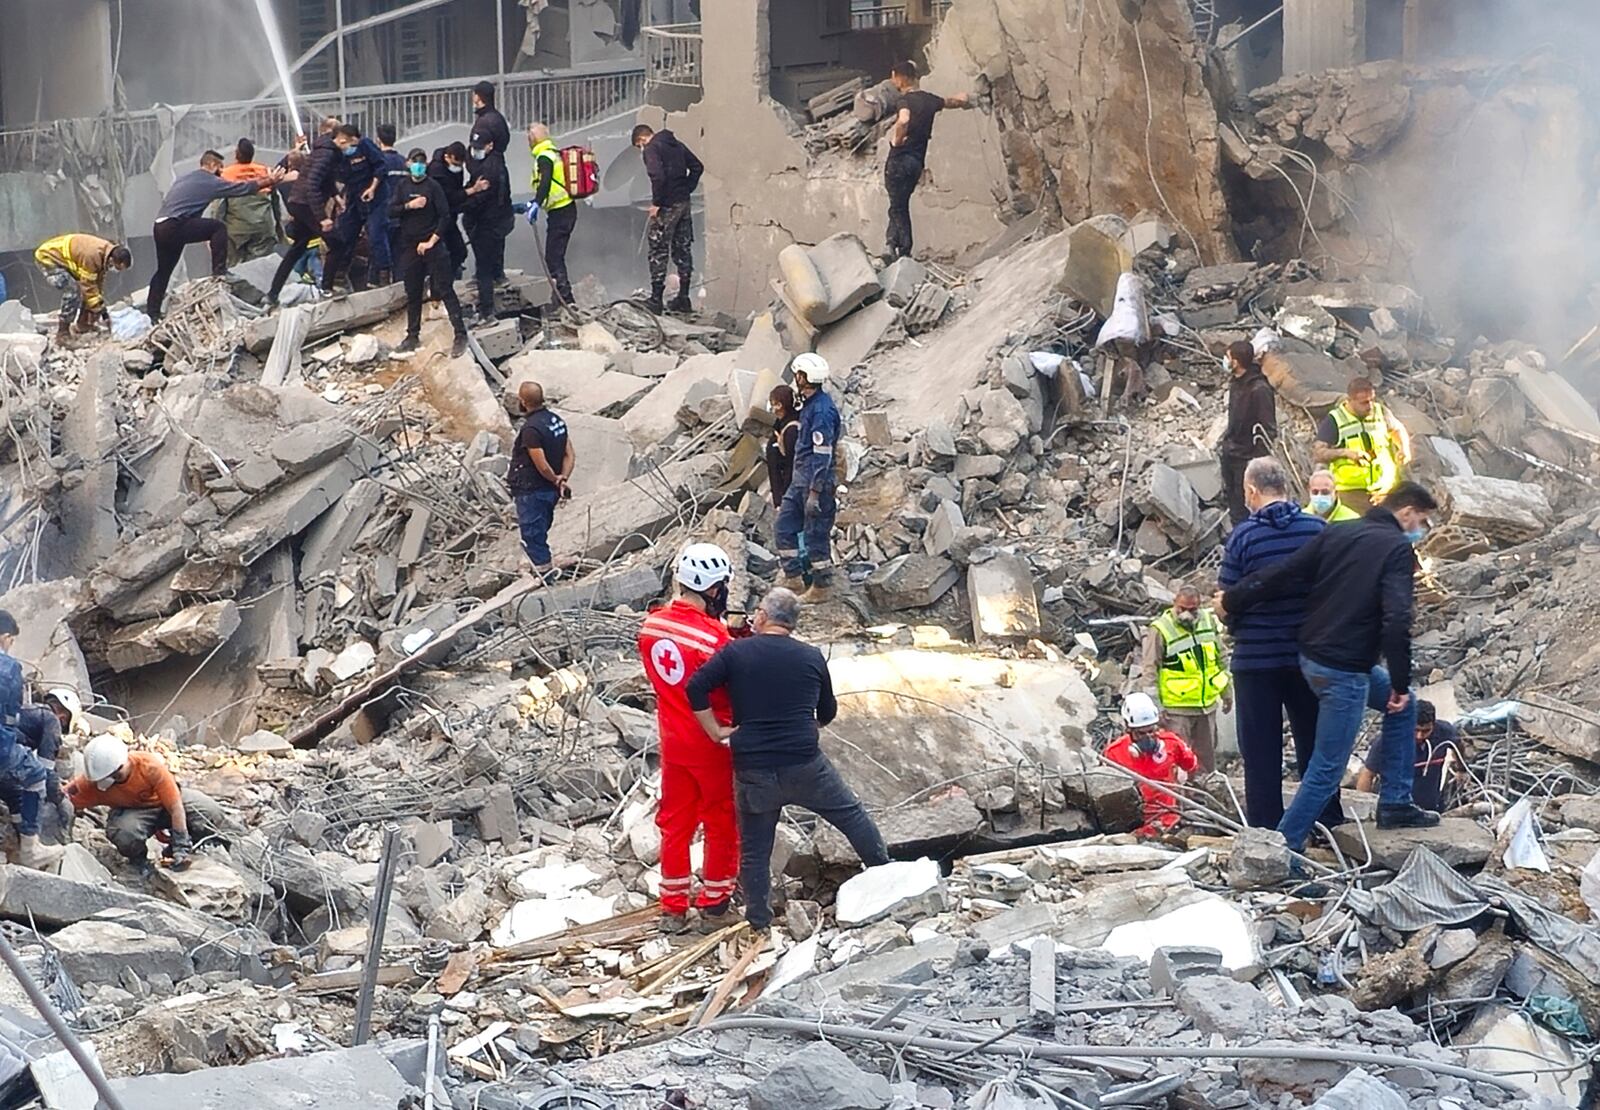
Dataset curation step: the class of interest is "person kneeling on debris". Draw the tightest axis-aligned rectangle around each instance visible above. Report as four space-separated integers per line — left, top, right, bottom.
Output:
33 233 131 345
16 689 78 832
687 587 889 933
1356 700 1466 814
1140 584 1230 772
391 147 469 357
775 354 841 604
0 612 65 870
65 735 227 874
1104 693 1198 839
638 544 741 933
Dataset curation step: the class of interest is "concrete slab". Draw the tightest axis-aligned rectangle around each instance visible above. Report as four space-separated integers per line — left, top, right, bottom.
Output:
110 1044 411 1109
967 553 1040 641
1442 475 1552 545
1059 219 1133 317
1514 357 1600 438
58 350 121 574
866 554 959 611
781 233 880 326
0 579 90 696
548 456 724 562
558 413 636 499
621 351 739 448
1331 817 1495 871
817 300 897 375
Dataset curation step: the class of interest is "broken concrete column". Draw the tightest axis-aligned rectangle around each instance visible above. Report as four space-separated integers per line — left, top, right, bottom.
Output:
50 919 196 984
261 303 311 387
779 234 881 326
271 419 357 475
59 350 122 573
968 552 1041 642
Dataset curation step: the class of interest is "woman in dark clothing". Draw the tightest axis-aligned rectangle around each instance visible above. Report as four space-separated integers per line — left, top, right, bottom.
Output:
1219 340 1279 525
765 384 801 507
390 148 469 357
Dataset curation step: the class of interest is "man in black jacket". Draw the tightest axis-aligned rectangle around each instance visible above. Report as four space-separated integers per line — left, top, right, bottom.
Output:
470 81 511 166
427 143 470 280
462 132 513 325
686 587 888 933
631 124 704 315
1216 481 1440 853
268 118 353 302
1219 340 1277 525
390 148 469 358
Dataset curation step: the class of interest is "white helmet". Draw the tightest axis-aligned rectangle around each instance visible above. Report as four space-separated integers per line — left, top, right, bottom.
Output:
45 688 82 730
1121 692 1160 730
676 543 733 593
791 352 830 385
85 734 129 787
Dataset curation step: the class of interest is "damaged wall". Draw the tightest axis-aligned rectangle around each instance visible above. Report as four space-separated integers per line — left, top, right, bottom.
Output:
663 0 1231 315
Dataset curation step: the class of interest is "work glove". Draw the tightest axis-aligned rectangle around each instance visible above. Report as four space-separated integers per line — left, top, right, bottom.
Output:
168 829 194 871
525 202 541 227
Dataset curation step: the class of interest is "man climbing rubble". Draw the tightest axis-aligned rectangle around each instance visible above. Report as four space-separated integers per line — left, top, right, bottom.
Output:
268 118 349 305
1139 584 1230 772
0 613 64 870
1313 377 1411 515
1217 480 1442 855
1103 693 1199 839
883 59 971 262
631 123 703 315
148 150 281 322
1306 468 1361 523
776 354 840 604
33 233 131 345
391 146 470 357
638 544 740 933
507 381 574 578
686 588 889 935
65 735 227 875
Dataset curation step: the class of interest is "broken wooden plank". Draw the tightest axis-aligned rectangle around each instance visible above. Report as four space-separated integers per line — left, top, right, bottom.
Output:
437 949 481 996
298 963 416 995
635 923 745 995
695 935 768 1027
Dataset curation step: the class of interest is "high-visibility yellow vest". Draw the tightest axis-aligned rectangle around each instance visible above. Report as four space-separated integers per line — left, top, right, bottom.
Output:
1153 608 1229 711
1327 399 1400 496
530 139 573 211
1307 500 1362 522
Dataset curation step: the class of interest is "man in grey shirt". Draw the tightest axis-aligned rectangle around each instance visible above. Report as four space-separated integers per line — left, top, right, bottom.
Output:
148 150 280 321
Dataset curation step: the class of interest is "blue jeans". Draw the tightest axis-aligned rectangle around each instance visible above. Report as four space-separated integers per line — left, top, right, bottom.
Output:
514 489 559 569
1280 656 1416 851
734 754 888 929
775 470 836 584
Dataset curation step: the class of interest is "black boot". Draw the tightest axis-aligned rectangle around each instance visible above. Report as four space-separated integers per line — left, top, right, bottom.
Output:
669 273 693 314
1376 804 1442 830
450 331 469 358
396 335 421 353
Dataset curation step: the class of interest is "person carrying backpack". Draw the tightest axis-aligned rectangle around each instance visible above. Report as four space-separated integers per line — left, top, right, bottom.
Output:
526 123 578 310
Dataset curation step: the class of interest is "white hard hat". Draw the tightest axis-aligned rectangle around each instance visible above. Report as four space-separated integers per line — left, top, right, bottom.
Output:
84 734 129 787
45 688 82 725
791 352 830 384
1121 692 1160 730
676 543 733 593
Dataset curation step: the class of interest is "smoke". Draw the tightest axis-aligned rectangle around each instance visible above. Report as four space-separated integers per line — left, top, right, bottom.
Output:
114 0 282 110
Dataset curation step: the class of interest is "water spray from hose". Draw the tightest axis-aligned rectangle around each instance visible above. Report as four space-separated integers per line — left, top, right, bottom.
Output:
253 0 306 140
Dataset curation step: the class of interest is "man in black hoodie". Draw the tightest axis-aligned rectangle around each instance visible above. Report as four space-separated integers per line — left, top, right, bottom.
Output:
631 124 703 314
462 130 513 325
390 148 469 357
1219 340 1277 526
427 143 470 281
269 118 353 302
470 81 511 166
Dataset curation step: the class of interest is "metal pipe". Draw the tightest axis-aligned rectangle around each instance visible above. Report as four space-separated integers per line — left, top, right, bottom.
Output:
336 0 348 117
353 823 401 1044
495 0 507 86
0 932 130 1110
1214 5 1283 53
706 1016 1527 1094
422 1012 441 1110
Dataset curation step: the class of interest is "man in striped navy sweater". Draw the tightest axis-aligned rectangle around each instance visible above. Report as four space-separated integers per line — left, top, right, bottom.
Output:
1216 458 1345 830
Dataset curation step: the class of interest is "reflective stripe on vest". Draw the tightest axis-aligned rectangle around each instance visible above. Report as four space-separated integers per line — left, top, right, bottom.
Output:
34 234 90 282
1328 400 1399 496
531 140 573 211
1153 609 1229 711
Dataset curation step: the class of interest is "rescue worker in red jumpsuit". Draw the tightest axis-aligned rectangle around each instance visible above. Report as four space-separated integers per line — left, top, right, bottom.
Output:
1103 692 1199 838
638 544 740 933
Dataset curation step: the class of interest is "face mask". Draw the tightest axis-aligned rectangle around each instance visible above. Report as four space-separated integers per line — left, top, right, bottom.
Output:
1176 610 1197 626
1221 357 1232 373
471 148 486 161
1310 494 1336 514
342 145 357 158
452 163 466 175
409 162 427 180
704 583 729 619
1135 735 1160 757
1405 526 1427 545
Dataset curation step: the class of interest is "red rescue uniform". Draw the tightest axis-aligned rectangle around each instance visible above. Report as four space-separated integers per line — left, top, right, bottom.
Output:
1104 730 1199 837
638 599 738 913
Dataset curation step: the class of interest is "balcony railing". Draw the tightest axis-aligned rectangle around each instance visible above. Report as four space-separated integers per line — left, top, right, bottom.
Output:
0 65 646 176
643 23 704 92
851 4 909 29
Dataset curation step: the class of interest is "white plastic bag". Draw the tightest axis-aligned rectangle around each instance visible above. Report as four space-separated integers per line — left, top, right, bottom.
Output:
1582 847 1600 920
109 305 152 341
1095 272 1149 348
1497 797 1550 872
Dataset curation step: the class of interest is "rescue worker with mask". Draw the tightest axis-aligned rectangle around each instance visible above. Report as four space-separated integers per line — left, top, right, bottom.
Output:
1313 377 1411 515
1103 693 1199 839
33 234 131 345
525 123 578 310
390 147 469 357
775 354 840 604
66 735 229 875
638 544 739 934
428 143 471 280
0 612 63 870
1139 584 1231 772
462 128 514 325
1306 468 1361 523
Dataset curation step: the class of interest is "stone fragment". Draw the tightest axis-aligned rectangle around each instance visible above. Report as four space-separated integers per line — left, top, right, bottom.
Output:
967 553 1040 641
922 499 965 558
1136 463 1201 540
1173 974 1269 1038
426 881 490 943
878 257 926 307
1428 928 1480 970
1514 355 1600 438
51 920 195 984
1148 945 1224 994
814 797 981 865
924 421 957 459
860 410 891 447
901 284 951 332
953 454 1006 481
238 729 291 754
344 333 381 364
1441 475 1552 545
232 454 286 494
786 900 821 943
577 320 623 355
781 233 880 327
1309 1068 1407 1110
104 620 172 672
109 1044 411 1109
818 300 896 373
866 554 959 611
1059 219 1133 317
152 600 240 655
748 1041 891 1110
270 419 356 475
1331 817 1494 872
1228 827 1292 890
836 859 947 927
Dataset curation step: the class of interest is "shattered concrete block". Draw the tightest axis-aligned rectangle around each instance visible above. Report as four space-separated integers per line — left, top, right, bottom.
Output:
902 284 952 332
1059 219 1133 317
1228 826 1292 890
0 864 153 926
818 300 897 374
205 439 382 568
1000 354 1033 400
923 420 958 460
244 285 408 355
109 1044 411 1109
149 856 251 919
1136 463 1201 540
475 782 522 847
866 554 959 611
1148 945 1225 994
300 479 385 583
1427 928 1479 970
1173 974 1269 1038
967 553 1040 642
51 920 195 985
549 456 723 562
425 881 491 943
231 454 286 494
1308 1068 1407 1110
1441 475 1552 545
953 454 1006 481
878 257 926 307
576 320 622 355
1276 297 1339 348
860 410 891 447
815 797 981 865
59 350 122 572
270 419 357 476
234 833 367 917
1055 751 1145 833
1513 355 1600 438
780 233 880 326
923 499 965 558
622 351 739 447
836 858 948 926
152 600 241 655
104 620 173 673
749 1041 891 1110
1331 817 1494 872
238 729 291 755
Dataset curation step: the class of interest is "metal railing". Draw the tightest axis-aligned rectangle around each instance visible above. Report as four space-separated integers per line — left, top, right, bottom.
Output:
642 23 704 92
0 66 645 175
851 4 910 29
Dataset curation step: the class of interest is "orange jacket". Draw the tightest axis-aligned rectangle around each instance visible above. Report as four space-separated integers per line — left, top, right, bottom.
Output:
65 750 183 813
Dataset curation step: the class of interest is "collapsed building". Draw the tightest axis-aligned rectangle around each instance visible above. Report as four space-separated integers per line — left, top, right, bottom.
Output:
0 0 1598 1108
